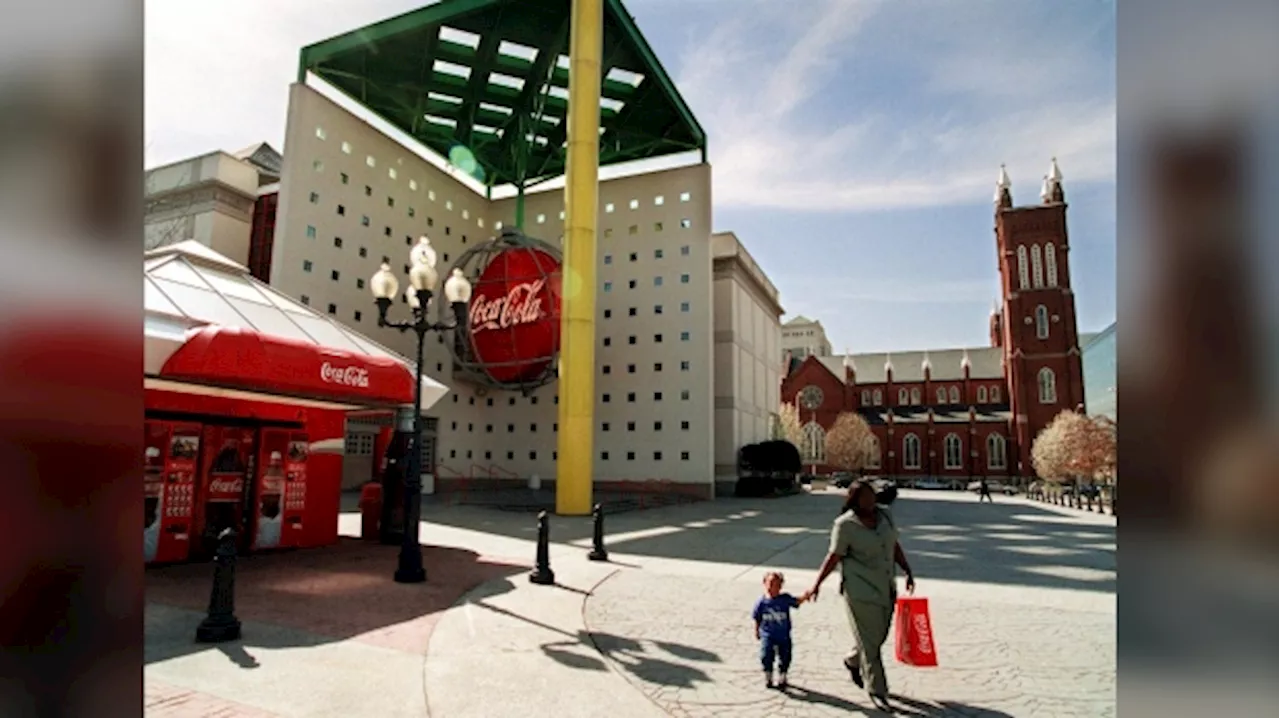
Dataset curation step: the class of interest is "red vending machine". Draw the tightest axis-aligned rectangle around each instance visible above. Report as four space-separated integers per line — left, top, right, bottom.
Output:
197 425 256 556
282 431 310 547
144 419 201 564
251 429 289 550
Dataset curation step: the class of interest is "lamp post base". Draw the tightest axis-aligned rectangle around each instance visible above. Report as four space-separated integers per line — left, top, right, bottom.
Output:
394 565 427 584
195 616 241 643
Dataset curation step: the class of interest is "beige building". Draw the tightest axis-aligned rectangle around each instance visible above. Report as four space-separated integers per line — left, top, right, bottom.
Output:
269 83 781 498
781 315 832 362
144 144 281 262
711 231 784 489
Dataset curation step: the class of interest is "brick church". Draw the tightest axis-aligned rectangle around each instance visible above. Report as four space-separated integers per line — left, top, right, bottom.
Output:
780 160 1088 483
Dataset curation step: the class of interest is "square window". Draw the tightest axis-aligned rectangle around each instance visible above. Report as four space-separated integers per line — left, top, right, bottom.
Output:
529 423 537 433
315 127 327 140
681 245 690 256
680 274 690 284
654 334 663 343
312 159 324 172
654 305 663 315
627 364 636 373
629 199 639 210
628 335 637 345
450 449 457 458
655 195 665 205
366 155 376 167
309 192 319 204
340 172 349 184
680 191 691 202
654 421 663 430
602 422 611 432
327 303 337 315
680 331 690 341
536 213 546 223
341 141 352 154
306 225 316 238
628 307 637 317
680 302 690 312
529 451 537 461
389 167 397 179
462 209 469 220
487 398 494 407
654 362 663 371
626 452 635 461
654 451 663 461
361 216 370 227
387 197 395 207
602 393 611 403
559 210 566 220
337 204 345 215
627 392 636 403
603 281 612 292
681 389 691 400
605 202 615 213
364 185 372 197
603 365 612 374
300 295 309 305
604 254 612 265
553 423 558 432
628 225 638 235
680 360 690 371
302 260 313 272
681 218 692 229
333 237 342 248
353 310 362 322
654 277 664 287
384 226 392 237
604 309 612 319
603 337 611 346
484 451 492 460
330 270 340 281
446 200 453 211
359 247 367 257
507 451 514 460
601 451 610 460
629 252 637 262
604 228 613 238
681 421 690 430
429 190 436 201
654 249 664 259
654 222 663 232
653 391 663 401
628 279 637 289
627 421 636 431
681 451 690 461
410 179 419 191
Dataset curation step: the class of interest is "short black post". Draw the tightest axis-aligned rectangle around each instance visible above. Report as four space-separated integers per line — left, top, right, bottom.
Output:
587 503 609 562
529 511 555 585
196 528 242 643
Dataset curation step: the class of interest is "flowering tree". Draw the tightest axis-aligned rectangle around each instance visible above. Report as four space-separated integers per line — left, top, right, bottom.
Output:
825 412 876 472
1033 411 1118 505
776 401 804 447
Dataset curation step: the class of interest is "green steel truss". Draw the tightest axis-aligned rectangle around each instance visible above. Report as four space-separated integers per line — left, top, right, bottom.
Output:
298 0 707 195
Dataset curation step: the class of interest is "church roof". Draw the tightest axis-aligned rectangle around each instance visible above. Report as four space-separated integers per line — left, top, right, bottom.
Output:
817 346 1004 383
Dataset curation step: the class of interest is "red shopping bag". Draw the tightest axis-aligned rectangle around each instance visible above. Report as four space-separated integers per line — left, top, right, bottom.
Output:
894 596 938 667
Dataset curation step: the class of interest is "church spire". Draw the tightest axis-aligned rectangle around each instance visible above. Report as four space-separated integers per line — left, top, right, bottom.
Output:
995 164 1013 208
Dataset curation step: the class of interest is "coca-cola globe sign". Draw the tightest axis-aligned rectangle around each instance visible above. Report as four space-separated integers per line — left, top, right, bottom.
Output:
462 232 562 386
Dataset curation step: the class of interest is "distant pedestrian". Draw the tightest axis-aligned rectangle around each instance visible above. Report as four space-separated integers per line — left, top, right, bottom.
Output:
752 571 812 689
979 479 993 503
807 481 916 711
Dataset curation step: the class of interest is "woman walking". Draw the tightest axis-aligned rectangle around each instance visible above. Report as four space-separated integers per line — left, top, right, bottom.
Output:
807 480 915 710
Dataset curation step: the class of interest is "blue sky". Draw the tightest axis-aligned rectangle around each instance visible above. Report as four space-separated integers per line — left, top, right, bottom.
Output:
146 0 1116 353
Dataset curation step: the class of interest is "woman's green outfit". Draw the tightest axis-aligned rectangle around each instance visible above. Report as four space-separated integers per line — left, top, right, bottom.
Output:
828 506 899 698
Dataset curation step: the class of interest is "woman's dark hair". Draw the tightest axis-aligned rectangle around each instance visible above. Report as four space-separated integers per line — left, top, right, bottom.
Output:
840 480 878 515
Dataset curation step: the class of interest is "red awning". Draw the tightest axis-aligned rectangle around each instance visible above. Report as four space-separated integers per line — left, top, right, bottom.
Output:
159 326 415 407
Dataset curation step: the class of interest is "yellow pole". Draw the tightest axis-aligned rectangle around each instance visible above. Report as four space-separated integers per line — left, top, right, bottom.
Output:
555 0 602 516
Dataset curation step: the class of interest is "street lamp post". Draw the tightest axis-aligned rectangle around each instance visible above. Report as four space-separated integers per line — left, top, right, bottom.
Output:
370 236 472 584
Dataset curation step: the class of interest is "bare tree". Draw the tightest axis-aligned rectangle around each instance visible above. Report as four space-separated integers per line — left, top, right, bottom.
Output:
144 169 196 250
824 412 875 473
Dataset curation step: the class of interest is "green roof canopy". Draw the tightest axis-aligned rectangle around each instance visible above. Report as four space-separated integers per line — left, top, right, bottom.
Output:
299 0 707 191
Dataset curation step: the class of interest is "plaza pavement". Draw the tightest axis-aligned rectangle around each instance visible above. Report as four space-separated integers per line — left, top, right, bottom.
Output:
145 489 1115 717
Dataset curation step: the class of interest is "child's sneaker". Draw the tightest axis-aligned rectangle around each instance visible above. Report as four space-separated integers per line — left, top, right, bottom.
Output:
764 671 774 688
777 673 789 690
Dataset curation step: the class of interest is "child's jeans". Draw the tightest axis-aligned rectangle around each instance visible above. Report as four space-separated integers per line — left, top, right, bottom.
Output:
759 634 793 673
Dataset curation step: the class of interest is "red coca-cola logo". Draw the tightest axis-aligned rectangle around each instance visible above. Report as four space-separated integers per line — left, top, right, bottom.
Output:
207 477 244 497
320 362 370 388
467 247 561 384
913 613 934 654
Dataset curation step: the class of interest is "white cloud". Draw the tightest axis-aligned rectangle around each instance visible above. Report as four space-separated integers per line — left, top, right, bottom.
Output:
676 0 1116 213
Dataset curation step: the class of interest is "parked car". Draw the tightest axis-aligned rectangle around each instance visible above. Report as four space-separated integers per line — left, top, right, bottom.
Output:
831 472 855 489
913 478 948 490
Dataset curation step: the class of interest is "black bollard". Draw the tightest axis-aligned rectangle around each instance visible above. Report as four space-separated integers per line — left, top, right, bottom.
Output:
587 503 609 562
529 511 555 585
196 528 242 643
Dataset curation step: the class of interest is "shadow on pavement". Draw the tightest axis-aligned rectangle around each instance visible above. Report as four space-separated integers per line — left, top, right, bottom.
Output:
889 693 1017 717
414 491 1115 593
145 537 524 665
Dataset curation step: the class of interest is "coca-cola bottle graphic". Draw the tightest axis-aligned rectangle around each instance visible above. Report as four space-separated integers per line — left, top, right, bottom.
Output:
256 450 284 548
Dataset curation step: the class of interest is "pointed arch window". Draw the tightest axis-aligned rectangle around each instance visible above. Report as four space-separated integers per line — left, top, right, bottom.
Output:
1038 368 1057 403
991 385 1001 403
987 434 1008 470
1031 244 1044 288
948 386 960 403
866 436 881 469
910 387 921 405
977 386 988 403
903 434 922 469
802 421 826 464
1016 246 1029 289
1035 305 1050 339
1045 243 1059 286
936 387 947 404
898 388 908 405
861 390 870 406
943 433 963 469
873 389 883 406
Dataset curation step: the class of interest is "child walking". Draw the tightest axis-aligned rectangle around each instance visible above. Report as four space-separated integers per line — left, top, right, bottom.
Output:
752 571 812 689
